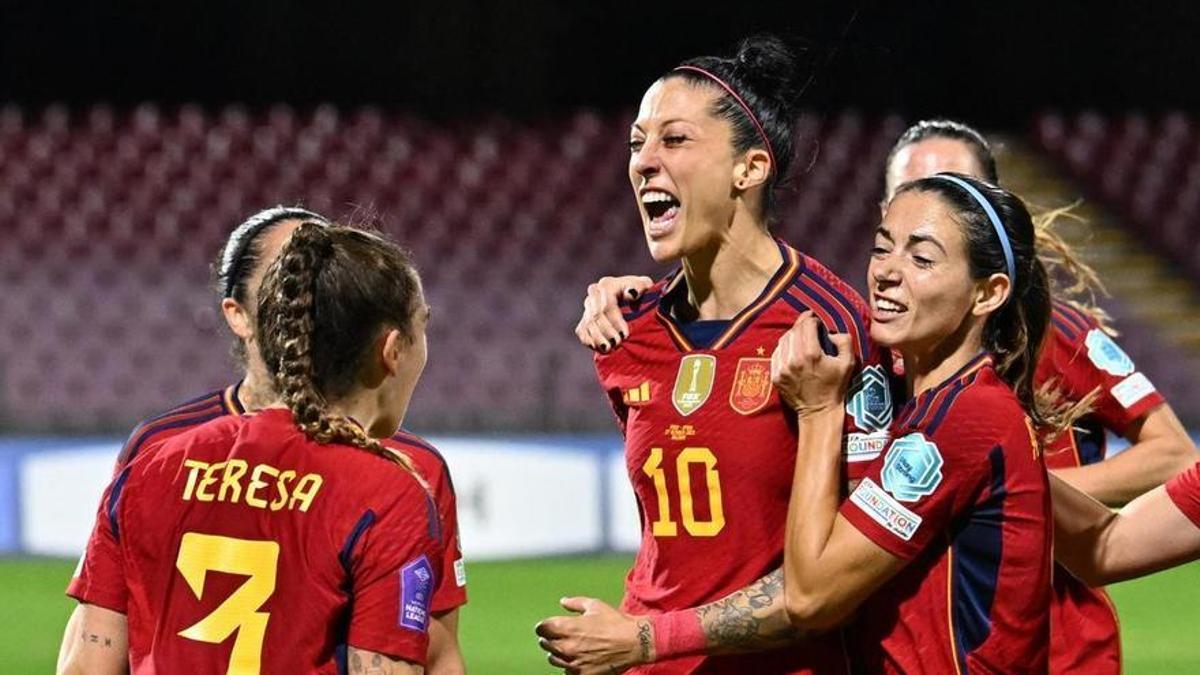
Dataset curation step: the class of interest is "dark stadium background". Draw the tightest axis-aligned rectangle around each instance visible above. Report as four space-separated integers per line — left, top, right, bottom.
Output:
2 2 1198 118
2 3 1200 673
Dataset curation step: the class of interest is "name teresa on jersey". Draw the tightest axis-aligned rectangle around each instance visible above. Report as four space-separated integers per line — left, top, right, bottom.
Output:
181 458 324 512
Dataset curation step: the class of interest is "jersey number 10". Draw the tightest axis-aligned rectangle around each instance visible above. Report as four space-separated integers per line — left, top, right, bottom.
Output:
643 447 726 537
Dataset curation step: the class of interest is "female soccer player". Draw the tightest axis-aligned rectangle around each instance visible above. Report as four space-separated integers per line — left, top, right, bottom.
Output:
569 119 1196 673
59 224 446 674
883 119 1196 674
539 36 891 673
774 173 1065 672
59 207 467 674
1052 464 1200 585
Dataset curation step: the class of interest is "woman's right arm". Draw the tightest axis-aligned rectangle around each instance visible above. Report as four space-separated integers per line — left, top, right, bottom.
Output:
57 604 128 675
347 647 423 674
1051 473 1200 585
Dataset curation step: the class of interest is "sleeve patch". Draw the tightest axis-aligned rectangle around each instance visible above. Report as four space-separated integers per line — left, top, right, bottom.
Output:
881 433 944 502
846 430 889 463
1111 372 1157 409
399 556 434 631
849 477 922 540
846 365 893 431
454 558 467 587
1086 329 1135 377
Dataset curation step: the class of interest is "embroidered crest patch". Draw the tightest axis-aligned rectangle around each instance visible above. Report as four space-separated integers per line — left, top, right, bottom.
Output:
729 357 773 415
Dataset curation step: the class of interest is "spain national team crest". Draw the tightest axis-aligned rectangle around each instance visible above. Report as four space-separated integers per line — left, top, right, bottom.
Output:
672 354 717 416
729 358 773 415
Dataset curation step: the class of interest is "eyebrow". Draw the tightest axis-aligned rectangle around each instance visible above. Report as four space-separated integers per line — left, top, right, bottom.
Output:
631 118 693 134
876 226 947 254
907 233 947 255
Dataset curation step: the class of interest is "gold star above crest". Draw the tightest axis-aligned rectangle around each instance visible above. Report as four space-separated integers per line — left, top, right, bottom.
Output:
756 346 766 356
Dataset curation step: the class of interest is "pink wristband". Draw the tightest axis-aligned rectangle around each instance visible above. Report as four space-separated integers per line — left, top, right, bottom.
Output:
651 609 707 660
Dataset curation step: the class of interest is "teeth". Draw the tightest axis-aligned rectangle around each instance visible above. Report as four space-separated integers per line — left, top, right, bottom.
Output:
876 297 905 312
642 190 675 204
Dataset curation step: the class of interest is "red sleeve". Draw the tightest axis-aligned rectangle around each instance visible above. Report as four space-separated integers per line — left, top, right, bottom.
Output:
65 469 131 613
841 405 1017 559
1165 461 1200 529
430 468 467 613
1042 317 1165 435
346 478 443 664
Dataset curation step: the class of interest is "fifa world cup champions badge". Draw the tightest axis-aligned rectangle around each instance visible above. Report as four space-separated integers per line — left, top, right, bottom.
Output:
672 354 716 416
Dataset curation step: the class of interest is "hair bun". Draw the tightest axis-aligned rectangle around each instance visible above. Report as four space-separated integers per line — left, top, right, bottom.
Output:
732 34 799 106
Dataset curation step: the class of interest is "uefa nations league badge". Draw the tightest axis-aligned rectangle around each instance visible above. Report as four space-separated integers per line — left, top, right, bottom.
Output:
845 365 893 432
399 555 434 631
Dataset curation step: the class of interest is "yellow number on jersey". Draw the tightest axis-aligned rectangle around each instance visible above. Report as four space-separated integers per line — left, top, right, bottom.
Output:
175 533 280 675
642 446 725 537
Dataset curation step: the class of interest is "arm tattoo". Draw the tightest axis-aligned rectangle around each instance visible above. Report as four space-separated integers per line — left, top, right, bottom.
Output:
348 648 407 674
694 568 801 653
81 632 115 648
637 619 653 662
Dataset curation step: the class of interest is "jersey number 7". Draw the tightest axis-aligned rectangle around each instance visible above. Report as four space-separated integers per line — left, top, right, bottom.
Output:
175 532 280 675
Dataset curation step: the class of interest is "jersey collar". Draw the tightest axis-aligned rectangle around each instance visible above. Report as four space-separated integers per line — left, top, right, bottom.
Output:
655 238 803 352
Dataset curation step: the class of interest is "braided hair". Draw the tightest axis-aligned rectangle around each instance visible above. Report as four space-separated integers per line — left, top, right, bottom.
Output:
256 222 422 472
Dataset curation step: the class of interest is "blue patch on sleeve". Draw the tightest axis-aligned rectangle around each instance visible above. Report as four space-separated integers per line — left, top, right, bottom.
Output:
881 433 944 502
1085 329 1135 377
399 555 434 632
846 365 894 432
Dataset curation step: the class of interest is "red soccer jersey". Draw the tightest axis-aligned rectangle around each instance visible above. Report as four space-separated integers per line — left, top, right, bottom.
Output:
1039 301 1165 469
841 354 1052 674
93 382 467 614
68 408 442 673
1165 459 1200 527
1037 301 1165 674
596 240 891 674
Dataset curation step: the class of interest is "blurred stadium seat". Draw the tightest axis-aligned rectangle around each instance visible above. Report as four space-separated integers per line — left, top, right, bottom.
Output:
1 104 1197 432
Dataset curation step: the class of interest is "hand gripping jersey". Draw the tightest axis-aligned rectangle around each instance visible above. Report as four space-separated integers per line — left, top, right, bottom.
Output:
595 240 890 674
841 354 1052 675
1037 301 1165 674
86 382 467 615
1165 459 1200 528
68 408 442 673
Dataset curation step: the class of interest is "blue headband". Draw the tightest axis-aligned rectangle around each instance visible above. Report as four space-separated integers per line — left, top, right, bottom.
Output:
930 174 1016 282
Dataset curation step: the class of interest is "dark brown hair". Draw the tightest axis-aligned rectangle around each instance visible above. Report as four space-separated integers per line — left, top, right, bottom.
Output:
899 174 1088 431
256 222 423 469
667 34 801 220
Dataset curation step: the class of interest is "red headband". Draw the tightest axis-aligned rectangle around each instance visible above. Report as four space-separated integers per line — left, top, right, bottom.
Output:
673 65 776 174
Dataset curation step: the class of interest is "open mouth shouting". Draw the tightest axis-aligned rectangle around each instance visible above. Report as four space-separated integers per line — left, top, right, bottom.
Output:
641 188 681 238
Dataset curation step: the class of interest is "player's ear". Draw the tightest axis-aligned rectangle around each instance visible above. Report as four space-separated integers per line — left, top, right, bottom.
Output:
733 148 771 191
221 298 254 341
971 273 1011 317
379 329 406 377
